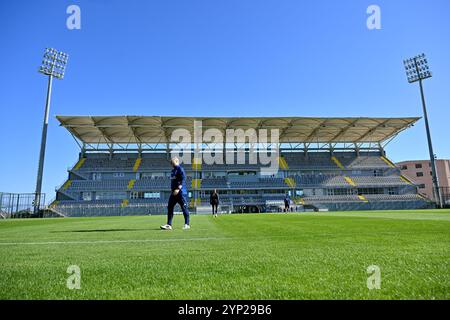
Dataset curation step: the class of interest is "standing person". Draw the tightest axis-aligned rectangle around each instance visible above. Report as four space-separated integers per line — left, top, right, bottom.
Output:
160 157 190 230
284 194 290 213
210 189 219 217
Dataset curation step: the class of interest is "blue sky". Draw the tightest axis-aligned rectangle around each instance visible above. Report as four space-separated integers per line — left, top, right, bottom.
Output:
0 0 449 201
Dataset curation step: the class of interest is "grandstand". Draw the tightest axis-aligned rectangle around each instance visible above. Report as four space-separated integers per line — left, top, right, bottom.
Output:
50 116 433 216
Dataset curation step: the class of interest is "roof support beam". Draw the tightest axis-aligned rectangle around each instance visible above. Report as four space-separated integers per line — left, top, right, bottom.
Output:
356 119 390 142
304 120 327 141
330 119 360 142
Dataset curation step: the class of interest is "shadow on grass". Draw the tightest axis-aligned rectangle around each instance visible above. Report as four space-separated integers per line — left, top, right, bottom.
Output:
51 228 161 233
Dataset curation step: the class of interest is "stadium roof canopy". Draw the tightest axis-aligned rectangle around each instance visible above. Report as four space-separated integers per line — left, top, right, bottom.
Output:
56 116 419 145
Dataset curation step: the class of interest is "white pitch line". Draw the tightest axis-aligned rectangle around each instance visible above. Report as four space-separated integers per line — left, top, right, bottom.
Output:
0 237 232 246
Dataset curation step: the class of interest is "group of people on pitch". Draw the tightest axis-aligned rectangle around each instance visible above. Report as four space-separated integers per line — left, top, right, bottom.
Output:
160 157 220 230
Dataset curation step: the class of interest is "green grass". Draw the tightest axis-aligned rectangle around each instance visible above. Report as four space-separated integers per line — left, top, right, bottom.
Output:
0 210 449 299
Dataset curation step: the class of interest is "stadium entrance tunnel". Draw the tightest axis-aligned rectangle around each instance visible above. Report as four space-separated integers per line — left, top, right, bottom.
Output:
303 204 319 212
233 205 261 214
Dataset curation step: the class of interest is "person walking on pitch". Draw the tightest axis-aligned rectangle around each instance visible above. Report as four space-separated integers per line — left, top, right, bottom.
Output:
210 189 219 217
284 194 291 213
160 157 190 230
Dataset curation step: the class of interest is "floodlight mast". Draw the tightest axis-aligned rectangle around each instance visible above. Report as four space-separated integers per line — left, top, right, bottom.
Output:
403 54 442 208
33 48 68 216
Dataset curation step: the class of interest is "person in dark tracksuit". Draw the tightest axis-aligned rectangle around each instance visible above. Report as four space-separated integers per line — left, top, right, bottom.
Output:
160 157 190 230
210 189 219 217
284 194 291 213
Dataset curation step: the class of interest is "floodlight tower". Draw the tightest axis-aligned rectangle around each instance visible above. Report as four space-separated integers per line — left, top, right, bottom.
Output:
33 48 69 215
403 53 442 208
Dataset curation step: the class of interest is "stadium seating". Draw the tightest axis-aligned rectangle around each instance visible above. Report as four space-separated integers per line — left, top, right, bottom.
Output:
53 151 432 216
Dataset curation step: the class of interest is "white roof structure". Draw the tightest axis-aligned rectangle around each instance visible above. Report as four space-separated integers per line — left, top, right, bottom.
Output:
56 115 419 145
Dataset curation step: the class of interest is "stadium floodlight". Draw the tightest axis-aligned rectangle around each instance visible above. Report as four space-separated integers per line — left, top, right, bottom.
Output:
403 54 432 83
403 53 442 208
33 48 69 216
39 48 68 79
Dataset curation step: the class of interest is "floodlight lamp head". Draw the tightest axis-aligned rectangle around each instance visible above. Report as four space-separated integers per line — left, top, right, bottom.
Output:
38 47 69 80
404 53 432 83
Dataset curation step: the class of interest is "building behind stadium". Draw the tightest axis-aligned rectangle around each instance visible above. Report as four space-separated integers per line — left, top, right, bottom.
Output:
396 159 450 204
49 115 436 216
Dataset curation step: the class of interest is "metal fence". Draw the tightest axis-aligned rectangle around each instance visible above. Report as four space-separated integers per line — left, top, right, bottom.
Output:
50 203 166 217
0 192 45 218
439 187 450 208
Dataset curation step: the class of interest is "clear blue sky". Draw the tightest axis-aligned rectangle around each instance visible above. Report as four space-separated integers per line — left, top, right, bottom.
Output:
0 0 449 201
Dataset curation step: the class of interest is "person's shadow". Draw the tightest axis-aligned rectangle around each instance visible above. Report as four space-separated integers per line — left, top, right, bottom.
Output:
51 228 161 233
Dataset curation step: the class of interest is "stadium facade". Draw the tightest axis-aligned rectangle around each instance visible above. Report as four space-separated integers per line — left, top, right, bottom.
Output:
50 116 433 216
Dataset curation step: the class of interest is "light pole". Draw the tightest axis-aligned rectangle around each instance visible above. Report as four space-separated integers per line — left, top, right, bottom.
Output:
403 53 442 208
34 48 69 215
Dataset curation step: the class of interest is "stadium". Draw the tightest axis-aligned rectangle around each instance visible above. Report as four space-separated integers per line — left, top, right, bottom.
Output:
2 115 448 301
48 115 432 217
1 0 449 305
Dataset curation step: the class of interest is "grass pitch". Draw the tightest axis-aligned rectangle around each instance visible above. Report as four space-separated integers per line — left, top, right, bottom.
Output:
0 210 449 300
